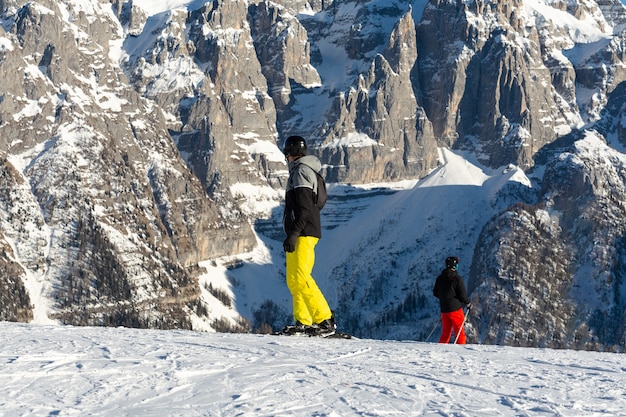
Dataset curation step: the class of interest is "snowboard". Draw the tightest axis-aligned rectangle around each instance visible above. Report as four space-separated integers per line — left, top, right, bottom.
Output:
324 332 353 339
271 330 353 339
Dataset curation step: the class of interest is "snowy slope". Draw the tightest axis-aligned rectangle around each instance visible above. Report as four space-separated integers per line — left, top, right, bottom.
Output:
1 322 625 416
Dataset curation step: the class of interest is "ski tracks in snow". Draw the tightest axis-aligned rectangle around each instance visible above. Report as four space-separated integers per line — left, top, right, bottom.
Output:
2 324 626 416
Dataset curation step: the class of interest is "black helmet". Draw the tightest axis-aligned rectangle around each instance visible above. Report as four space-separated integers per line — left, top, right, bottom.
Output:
445 256 460 269
283 135 307 157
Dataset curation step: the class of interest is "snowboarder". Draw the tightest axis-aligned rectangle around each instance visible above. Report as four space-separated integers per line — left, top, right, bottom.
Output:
280 135 336 337
433 256 471 344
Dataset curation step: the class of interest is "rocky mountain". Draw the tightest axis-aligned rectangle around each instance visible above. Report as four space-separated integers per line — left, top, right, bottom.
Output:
0 0 625 350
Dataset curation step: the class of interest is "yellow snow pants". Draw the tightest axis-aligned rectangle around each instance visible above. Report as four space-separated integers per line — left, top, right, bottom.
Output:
285 236 332 326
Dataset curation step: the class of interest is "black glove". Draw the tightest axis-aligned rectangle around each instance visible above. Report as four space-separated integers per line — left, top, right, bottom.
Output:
466 303 472 311
283 234 298 252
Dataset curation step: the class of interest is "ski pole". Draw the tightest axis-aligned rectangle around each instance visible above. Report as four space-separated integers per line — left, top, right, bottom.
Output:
426 320 440 342
453 308 469 344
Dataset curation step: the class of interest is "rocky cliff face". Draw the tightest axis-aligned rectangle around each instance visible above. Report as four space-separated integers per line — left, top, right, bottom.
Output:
318 11 439 182
1 0 626 347
470 132 626 350
0 0 254 329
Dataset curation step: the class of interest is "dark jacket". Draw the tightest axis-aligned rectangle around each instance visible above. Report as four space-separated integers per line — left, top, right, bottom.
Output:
433 268 470 313
283 155 322 239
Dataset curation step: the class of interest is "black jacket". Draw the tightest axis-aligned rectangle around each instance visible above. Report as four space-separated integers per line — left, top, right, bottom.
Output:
283 155 322 239
433 268 470 313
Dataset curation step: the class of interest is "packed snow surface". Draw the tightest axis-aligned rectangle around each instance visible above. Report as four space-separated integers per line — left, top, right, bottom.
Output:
2 322 625 416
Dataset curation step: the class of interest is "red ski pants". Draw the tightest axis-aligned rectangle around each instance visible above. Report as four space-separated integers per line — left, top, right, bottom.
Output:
438 308 467 344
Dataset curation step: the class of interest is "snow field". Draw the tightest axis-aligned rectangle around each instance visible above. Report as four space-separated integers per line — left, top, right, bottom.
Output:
1 322 625 416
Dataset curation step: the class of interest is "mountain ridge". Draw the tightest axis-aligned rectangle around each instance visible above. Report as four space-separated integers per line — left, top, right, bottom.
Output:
0 0 625 351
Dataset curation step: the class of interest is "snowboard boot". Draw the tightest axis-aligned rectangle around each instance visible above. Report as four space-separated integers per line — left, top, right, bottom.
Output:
306 314 336 337
280 322 308 335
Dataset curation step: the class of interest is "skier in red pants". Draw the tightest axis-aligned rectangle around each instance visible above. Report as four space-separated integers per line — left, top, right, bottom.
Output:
433 257 472 344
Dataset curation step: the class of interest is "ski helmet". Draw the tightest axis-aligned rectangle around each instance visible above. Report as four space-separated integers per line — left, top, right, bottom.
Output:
283 135 307 157
445 256 460 269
